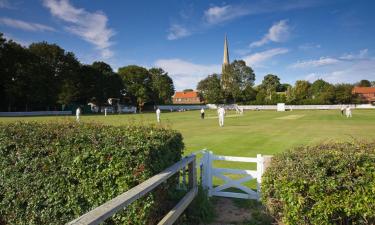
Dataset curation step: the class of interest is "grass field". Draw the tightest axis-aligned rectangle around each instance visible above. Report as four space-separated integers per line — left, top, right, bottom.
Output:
2 109 374 156
1 109 374 189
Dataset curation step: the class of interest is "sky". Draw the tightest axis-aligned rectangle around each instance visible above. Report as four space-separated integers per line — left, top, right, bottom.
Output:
1 0 375 90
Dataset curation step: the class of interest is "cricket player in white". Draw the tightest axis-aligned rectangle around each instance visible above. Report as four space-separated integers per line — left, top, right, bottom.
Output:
76 107 81 122
156 108 161 123
346 106 352 118
217 106 225 127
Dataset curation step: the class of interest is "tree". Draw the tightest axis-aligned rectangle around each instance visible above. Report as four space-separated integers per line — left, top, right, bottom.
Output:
221 60 255 103
183 89 193 92
118 65 152 112
241 85 257 104
357 79 371 87
371 81 375 87
335 83 354 104
149 68 175 104
197 74 223 104
310 79 335 104
293 80 311 104
259 74 281 101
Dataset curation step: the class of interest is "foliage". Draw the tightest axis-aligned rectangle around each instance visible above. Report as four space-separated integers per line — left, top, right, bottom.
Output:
261 141 375 225
0 34 173 112
177 186 215 225
197 74 224 104
0 121 184 224
149 67 175 104
357 79 371 87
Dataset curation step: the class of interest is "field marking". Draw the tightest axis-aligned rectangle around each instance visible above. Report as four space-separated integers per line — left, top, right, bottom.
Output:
206 115 243 119
276 114 305 120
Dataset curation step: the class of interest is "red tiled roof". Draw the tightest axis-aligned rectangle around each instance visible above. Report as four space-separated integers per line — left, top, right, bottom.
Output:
352 87 375 94
173 91 199 98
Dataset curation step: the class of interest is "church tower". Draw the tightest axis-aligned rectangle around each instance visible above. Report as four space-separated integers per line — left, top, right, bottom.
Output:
222 34 230 73
221 35 231 91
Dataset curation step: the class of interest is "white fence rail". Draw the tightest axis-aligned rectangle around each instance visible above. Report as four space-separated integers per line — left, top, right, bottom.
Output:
197 150 272 200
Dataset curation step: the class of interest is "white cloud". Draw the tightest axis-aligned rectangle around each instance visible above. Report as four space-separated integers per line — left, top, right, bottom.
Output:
203 5 249 25
339 49 368 60
0 17 55 32
242 48 289 67
298 43 321 50
291 57 340 69
43 0 115 59
2 32 31 46
167 24 191 40
154 58 220 90
250 20 290 47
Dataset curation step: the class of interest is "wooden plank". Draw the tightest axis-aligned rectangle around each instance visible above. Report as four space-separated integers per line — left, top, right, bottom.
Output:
212 168 257 177
211 191 259 200
68 155 195 225
212 155 258 163
188 159 197 189
157 187 198 225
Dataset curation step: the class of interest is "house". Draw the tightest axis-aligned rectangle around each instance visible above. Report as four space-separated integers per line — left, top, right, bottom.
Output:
172 91 203 104
352 87 375 103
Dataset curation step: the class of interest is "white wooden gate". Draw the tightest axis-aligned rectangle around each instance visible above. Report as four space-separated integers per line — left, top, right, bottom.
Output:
199 150 268 200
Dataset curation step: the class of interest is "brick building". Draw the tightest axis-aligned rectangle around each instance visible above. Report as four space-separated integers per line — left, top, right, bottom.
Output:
352 87 375 103
172 91 203 104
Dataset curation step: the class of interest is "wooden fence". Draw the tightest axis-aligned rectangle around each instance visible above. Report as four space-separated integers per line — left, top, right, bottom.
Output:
67 154 197 225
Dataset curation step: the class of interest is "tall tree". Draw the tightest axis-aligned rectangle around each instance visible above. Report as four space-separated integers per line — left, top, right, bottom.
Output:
118 65 152 112
259 74 281 100
357 79 371 87
149 68 175 104
335 83 354 104
310 79 335 104
293 80 311 103
197 74 223 104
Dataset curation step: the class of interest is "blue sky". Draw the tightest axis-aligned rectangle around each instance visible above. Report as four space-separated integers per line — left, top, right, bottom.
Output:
1 0 375 90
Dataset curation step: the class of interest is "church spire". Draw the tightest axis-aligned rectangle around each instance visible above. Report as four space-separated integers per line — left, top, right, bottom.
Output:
223 34 230 66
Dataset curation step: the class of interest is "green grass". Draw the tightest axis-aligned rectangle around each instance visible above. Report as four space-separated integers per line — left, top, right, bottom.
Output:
2 109 374 156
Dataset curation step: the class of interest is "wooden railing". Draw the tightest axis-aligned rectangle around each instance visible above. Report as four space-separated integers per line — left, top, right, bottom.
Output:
67 154 197 225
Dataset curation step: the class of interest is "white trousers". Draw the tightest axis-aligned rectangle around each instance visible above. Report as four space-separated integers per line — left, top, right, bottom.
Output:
157 115 160 123
76 115 80 122
219 115 224 127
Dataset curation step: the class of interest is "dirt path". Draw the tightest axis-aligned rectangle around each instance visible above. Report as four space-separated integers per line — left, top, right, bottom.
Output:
208 197 252 225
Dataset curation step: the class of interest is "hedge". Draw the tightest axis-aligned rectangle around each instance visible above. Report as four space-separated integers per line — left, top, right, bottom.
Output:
0 122 184 224
261 141 375 224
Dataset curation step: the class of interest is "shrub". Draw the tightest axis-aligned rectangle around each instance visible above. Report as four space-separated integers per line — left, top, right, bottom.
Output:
261 141 375 224
0 122 184 224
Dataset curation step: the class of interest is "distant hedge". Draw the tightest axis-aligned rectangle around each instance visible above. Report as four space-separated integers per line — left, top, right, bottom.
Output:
0 122 184 224
261 142 375 224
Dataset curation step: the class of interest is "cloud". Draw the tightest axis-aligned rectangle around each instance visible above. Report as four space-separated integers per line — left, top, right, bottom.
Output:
303 59 375 83
339 49 368 60
154 58 220 90
203 5 249 25
250 20 290 47
242 48 289 67
291 57 340 69
299 43 321 50
2 32 31 46
167 24 191 40
43 0 115 59
0 17 55 32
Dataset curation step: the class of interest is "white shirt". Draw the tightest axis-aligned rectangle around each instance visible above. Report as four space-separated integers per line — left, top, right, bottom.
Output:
76 108 81 116
218 107 225 117
201 108 204 113
156 109 161 115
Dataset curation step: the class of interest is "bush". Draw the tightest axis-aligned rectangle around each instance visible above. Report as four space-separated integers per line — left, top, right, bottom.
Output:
0 122 184 224
261 141 375 224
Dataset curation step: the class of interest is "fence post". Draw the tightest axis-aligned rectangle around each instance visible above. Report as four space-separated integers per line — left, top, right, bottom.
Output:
188 155 197 189
207 151 213 197
256 154 263 197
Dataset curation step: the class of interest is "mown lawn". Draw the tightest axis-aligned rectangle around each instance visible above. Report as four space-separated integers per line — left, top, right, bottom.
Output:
2 109 374 156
